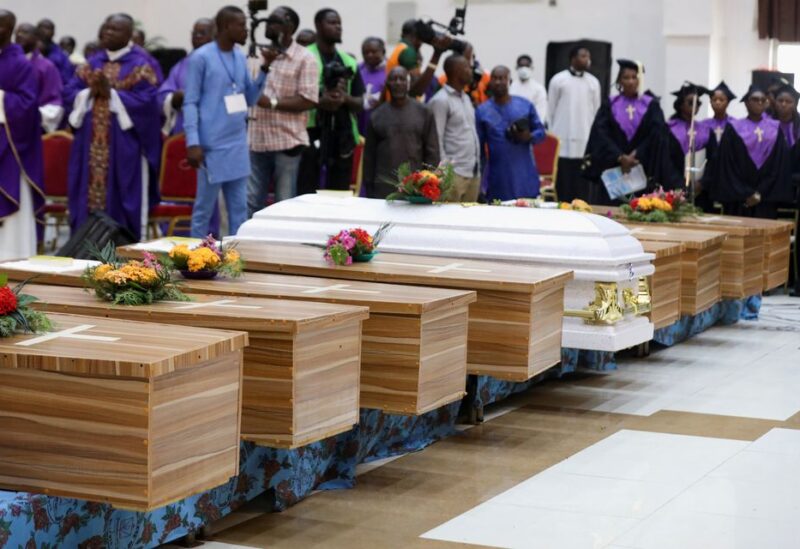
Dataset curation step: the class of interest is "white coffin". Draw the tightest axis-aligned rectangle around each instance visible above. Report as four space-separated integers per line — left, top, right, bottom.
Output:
235 195 656 352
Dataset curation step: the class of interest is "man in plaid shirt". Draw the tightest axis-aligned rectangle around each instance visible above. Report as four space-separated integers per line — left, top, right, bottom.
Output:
248 6 318 216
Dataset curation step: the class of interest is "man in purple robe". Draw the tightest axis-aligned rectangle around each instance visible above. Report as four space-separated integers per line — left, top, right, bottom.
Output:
158 18 214 136
65 13 161 239
15 22 64 133
36 18 74 85
131 27 164 84
0 10 44 260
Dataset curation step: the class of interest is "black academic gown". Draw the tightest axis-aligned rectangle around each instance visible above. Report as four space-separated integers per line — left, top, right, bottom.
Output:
711 125 792 218
582 93 680 205
697 129 722 213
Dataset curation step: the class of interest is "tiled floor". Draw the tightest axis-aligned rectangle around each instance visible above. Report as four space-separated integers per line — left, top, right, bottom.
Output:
203 296 800 549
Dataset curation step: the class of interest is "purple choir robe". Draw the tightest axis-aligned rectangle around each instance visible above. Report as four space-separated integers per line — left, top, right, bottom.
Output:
65 48 162 237
43 42 74 85
0 44 44 223
157 55 189 135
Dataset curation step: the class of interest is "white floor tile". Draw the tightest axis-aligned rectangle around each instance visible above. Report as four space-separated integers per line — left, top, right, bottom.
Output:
421 502 637 549
549 430 748 484
663 394 800 421
707 450 800 488
612 505 800 549
492 471 683 519
746 428 800 456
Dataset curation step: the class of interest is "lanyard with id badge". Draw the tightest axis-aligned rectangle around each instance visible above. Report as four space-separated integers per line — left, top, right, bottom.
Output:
219 48 247 114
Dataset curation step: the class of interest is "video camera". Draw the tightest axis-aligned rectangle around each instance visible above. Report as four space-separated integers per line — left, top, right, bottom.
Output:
247 0 271 57
323 60 355 91
413 0 468 54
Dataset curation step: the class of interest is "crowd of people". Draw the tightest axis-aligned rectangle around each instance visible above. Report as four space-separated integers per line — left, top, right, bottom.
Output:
1 5 798 263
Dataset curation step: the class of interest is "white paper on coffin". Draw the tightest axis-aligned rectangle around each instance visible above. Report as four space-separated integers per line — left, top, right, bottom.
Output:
235 195 656 352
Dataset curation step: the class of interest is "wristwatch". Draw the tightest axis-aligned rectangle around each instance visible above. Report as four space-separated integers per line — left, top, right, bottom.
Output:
269 97 278 110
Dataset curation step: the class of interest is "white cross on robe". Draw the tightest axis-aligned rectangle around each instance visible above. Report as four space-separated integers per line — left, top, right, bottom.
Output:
626 104 636 120
15 324 120 347
163 299 263 310
248 281 380 295
754 126 764 143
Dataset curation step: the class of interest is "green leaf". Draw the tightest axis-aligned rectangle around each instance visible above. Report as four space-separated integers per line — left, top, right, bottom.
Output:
0 273 7 287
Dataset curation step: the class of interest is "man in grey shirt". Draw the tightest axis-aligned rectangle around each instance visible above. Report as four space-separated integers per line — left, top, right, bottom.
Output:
429 54 481 202
363 66 440 198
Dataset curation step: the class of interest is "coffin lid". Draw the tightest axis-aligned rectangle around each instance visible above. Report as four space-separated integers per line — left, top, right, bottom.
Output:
237 195 654 275
0 313 248 378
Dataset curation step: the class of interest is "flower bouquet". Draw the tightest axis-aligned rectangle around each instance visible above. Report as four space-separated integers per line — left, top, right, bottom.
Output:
503 198 592 212
0 274 53 338
167 235 243 280
82 242 189 305
324 223 392 266
386 163 455 203
620 187 697 223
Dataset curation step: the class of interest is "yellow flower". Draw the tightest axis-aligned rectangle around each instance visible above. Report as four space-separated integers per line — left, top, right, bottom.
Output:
637 197 653 211
224 249 240 264
103 269 129 285
169 244 191 260
93 264 113 281
120 264 158 285
571 199 592 212
559 202 573 210
187 247 221 272
652 198 673 212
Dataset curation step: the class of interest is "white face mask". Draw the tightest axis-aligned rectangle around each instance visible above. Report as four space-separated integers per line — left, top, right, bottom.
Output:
517 66 533 81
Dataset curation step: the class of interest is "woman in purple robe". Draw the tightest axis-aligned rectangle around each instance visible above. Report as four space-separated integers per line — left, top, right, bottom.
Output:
64 14 162 239
0 10 44 260
697 81 736 211
712 85 792 218
667 82 710 185
582 59 678 205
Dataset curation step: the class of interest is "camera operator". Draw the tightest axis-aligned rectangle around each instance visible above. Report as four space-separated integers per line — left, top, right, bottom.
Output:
475 66 546 202
297 8 365 195
386 19 452 99
247 6 318 214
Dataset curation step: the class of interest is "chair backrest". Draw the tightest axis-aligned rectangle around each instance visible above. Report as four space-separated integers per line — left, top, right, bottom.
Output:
533 133 560 177
159 133 197 200
42 131 73 198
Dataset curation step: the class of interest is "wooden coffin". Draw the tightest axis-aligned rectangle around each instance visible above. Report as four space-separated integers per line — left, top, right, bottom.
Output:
24 284 367 449
160 242 574 383
621 224 725 316
3 261 475 417
0 313 247 510
640 241 684 330
678 216 793 292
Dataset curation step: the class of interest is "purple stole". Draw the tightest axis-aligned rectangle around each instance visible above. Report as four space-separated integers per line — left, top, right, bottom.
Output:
703 116 731 144
0 44 44 222
610 94 653 141
668 118 710 155
728 117 780 170
779 120 797 148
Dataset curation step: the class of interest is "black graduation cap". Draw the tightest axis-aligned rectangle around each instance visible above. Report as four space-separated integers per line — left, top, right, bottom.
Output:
616 58 642 73
741 83 766 102
775 83 800 101
671 81 710 99
710 81 736 101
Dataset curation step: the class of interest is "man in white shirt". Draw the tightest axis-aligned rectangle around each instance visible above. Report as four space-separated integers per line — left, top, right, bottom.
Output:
510 54 547 124
547 45 601 202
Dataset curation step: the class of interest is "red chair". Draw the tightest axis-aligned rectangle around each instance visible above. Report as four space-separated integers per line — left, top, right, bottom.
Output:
41 131 73 250
533 132 561 202
351 138 365 197
148 134 197 238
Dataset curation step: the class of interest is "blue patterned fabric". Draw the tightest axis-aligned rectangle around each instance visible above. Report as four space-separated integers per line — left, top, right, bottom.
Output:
0 404 460 548
470 348 617 410
653 295 760 347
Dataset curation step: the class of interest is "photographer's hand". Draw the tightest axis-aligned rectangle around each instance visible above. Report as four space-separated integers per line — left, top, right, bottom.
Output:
319 88 345 111
431 34 453 55
260 47 280 71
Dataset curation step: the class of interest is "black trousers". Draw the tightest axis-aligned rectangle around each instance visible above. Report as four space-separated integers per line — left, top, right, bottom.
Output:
297 128 355 196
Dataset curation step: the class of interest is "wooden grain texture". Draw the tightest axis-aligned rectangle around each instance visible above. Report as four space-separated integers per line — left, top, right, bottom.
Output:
622 223 723 315
641 241 683 329
0 313 245 510
23 285 367 449
182 242 571 384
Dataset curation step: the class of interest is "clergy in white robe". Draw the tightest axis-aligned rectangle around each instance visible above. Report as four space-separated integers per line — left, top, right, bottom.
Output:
509 54 548 124
547 46 601 202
